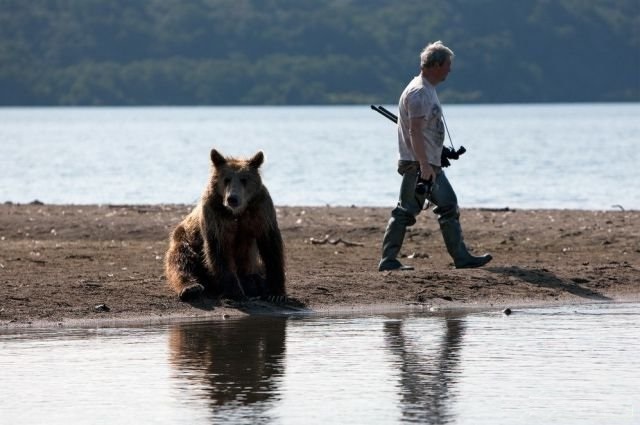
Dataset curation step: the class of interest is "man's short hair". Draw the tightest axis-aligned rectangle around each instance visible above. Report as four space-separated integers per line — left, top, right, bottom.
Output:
420 41 454 69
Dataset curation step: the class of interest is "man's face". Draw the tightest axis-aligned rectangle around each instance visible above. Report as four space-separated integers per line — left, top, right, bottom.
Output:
436 58 452 83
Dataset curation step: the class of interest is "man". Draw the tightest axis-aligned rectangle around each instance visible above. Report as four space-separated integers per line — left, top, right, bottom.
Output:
378 41 492 271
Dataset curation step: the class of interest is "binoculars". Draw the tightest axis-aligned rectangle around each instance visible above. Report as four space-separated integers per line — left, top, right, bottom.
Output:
415 175 432 195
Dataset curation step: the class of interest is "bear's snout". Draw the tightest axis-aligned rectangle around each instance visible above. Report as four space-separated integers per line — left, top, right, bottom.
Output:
227 195 239 208
223 182 247 214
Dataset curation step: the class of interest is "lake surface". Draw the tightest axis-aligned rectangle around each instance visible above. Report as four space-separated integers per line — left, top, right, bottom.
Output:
1 303 639 424
0 103 638 210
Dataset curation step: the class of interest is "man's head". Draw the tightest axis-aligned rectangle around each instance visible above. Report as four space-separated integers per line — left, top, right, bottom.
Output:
420 41 454 85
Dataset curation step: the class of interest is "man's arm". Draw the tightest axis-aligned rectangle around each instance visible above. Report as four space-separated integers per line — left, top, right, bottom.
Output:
409 117 436 182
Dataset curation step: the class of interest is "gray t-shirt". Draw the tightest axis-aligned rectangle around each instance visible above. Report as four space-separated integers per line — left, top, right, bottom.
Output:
397 75 445 166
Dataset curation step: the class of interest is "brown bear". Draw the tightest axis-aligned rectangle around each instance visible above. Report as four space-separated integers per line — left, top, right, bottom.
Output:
165 148 286 301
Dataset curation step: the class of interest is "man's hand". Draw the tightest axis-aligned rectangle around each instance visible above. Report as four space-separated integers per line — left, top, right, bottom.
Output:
419 162 436 183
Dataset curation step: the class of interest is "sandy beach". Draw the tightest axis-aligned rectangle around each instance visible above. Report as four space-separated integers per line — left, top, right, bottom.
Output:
0 203 638 328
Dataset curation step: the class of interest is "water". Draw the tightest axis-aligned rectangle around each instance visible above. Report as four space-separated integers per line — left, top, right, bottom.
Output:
2 303 639 424
0 103 638 209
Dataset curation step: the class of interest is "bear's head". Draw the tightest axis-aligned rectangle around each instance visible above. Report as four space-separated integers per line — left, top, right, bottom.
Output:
210 149 265 216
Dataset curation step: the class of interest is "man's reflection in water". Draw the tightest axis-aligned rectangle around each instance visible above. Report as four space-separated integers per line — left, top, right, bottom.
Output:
169 316 287 417
384 314 465 424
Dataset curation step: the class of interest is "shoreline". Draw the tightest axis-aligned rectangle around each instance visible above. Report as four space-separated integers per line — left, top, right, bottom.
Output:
5 296 639 331
1 203 638 329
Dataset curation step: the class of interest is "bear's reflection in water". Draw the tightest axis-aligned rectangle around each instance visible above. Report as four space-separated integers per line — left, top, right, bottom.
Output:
169 316 287 410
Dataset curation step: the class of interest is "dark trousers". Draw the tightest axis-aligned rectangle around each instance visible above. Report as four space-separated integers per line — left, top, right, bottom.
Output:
379 161 465 269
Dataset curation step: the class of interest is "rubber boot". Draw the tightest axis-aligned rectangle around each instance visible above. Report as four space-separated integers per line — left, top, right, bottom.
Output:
378 216 414 271
439 218 492 268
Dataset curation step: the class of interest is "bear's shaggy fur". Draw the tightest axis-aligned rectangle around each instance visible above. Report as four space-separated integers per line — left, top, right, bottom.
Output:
165 148 286 301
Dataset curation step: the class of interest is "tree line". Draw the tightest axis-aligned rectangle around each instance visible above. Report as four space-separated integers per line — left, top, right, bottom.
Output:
0 0 638 105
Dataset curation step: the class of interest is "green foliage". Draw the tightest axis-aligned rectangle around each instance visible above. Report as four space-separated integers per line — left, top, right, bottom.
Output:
0 0 637 105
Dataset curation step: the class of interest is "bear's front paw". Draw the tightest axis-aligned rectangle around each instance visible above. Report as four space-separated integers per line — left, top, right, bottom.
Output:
179 283 205 301
262 295 288 304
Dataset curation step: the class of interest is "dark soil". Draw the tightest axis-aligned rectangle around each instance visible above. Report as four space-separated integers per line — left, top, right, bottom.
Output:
1 203 638 327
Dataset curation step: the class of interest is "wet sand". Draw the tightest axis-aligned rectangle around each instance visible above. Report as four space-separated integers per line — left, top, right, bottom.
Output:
1 203 638 327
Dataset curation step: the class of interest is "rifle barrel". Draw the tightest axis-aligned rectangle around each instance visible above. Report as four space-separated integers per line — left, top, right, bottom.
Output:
377 105 398 121
370 105 398 124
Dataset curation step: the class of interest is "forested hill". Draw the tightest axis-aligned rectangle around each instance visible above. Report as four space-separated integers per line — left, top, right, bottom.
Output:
1 0 638 105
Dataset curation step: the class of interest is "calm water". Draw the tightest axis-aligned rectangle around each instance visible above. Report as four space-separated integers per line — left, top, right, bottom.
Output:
0 103 638 209
1 303 639 425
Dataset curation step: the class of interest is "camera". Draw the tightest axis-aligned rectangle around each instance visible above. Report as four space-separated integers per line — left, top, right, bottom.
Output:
441 146 466 167
415 175 432 195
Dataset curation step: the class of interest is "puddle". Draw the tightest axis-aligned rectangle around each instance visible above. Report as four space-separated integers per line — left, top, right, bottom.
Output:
1 303 638 424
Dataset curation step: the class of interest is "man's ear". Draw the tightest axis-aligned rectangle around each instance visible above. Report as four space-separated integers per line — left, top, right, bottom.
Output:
210 149 226 168
249 151 264 169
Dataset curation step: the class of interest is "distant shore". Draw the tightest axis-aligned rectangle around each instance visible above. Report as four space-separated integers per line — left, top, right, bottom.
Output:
1 203 638 328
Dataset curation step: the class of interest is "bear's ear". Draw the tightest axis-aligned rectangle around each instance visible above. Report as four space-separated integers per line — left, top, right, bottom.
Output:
249 151 264 169
210 149 226 168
